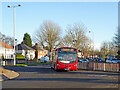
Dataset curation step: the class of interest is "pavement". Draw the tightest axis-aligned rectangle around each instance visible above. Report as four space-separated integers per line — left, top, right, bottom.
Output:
0 66 19 81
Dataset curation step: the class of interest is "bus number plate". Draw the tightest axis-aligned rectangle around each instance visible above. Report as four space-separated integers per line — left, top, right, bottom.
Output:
65 68 69 70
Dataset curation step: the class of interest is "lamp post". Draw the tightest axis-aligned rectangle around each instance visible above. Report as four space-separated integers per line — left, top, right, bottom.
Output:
7 4 21 65
89 31 94 59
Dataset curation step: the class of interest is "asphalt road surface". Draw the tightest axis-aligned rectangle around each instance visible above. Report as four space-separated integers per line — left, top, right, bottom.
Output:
2 65 120 88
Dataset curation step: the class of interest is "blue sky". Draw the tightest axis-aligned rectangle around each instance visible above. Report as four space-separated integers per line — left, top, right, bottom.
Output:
1 2 118 50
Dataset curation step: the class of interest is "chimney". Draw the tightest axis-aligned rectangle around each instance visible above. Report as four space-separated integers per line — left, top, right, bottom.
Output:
35 43 38 50
35 43 38 46
21 41 24 44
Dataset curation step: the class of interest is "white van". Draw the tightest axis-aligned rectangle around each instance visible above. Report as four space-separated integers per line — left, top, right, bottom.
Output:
41 57 50 63
44 57 50 62
41 57 45 63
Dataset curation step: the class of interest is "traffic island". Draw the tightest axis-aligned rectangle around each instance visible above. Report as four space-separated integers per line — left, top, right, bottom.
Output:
0 67 19 81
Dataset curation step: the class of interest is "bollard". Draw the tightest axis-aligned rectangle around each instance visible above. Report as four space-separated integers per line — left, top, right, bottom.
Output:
94 63 95 71
117 64 119 72
104 63 105 71
3 61 5 66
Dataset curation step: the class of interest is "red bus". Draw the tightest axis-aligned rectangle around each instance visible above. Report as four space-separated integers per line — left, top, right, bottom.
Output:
50 47 78 71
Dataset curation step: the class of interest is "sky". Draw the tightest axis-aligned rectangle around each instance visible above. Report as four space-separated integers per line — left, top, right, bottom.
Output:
1 2 118 50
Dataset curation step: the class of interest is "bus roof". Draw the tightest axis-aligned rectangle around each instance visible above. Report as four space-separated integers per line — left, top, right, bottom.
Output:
51 47 77 52
57 47 77 50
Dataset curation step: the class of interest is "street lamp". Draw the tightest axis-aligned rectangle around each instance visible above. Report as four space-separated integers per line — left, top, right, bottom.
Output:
89 31 94 59
7 4 21 65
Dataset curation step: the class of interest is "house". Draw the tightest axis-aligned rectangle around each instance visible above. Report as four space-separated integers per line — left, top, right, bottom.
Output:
15 42 35 60
32 43 48 59
0 41 14 59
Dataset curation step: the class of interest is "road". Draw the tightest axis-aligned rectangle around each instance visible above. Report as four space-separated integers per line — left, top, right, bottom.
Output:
2 65 119 88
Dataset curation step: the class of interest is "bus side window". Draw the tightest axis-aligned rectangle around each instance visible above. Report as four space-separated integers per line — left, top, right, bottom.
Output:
55 51 57 61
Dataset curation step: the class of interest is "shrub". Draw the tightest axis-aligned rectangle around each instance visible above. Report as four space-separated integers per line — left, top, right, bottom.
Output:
16 54 25 59
2 54 4 59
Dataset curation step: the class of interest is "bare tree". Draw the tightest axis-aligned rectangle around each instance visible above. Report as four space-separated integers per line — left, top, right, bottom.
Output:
100 41 118 58
33 21 62 52
94 49 101 58
113 29 120 59
61 23 92 55
0 32 5 41
100 41 108 58
9 37 14 47
113 29 120 47
0 32 14 47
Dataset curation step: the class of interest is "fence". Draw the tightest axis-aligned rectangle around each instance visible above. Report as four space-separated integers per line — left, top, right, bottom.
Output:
77 62 120 72
0 59 14 65
1 59 120 72
0 59 26 65
16 59 38 64
16 59 26 64
0 59 37 65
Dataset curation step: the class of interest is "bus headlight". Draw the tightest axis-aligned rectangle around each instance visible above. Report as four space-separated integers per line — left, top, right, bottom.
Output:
57 64 61 66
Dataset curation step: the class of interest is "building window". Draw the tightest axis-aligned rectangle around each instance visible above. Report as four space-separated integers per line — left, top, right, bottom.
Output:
44 51 46 54
7 56 8 59
9 55 10 59
7 49 10 52
40 51 42 54
30 55 33 59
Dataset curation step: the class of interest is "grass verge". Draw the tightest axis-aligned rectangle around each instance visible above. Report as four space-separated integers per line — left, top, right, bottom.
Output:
15 64 28 66
27 62 50 66
5 62 50 66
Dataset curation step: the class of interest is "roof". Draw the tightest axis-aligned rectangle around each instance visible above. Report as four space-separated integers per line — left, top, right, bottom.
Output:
16 43 35 50
32 45 44 51
0 41 13 49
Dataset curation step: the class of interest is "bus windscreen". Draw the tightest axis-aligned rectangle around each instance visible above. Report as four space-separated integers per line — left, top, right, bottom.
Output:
58 48 77 63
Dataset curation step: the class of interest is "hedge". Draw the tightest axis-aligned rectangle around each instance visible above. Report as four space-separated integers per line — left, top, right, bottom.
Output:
16 54 25 59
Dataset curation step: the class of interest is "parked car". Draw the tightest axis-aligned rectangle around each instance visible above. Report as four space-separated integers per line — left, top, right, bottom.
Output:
78 59 89 63
88 58 94 62
106 58 120 63
82 59 89 63
89 58 93 60
41 57 44 63
78 58 83 62
96 58 103 62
